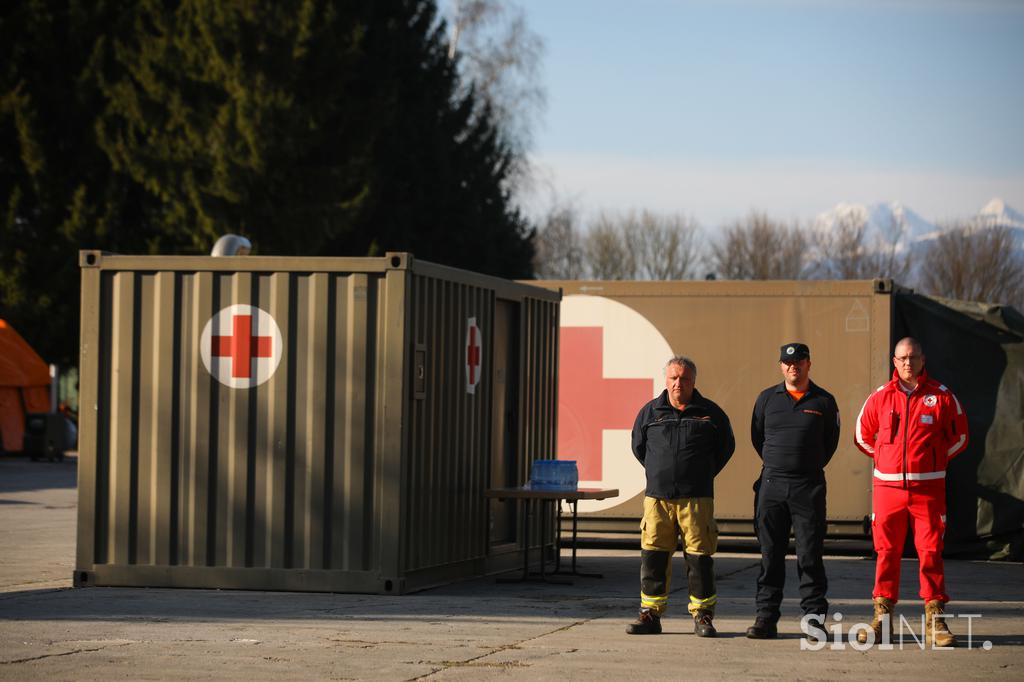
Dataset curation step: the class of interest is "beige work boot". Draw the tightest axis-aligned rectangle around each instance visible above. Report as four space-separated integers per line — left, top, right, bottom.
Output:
857 597 894 644
925 600 956 647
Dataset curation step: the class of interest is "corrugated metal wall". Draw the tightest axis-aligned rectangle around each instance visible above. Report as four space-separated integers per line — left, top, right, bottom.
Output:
401 268 560 578
404 275 494 572
76 252 561 593
86 268 383 576
508 295 561 567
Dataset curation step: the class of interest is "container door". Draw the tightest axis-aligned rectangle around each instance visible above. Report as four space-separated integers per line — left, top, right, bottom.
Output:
489 300 519 545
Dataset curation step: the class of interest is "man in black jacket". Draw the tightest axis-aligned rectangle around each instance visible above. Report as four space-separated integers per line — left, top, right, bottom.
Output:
746 342 840 639
626 356 735 637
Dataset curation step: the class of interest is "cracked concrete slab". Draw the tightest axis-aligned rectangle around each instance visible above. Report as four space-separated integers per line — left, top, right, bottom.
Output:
1 455 1021 680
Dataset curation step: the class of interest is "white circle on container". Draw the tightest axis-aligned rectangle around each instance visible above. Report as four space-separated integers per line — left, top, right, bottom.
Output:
200 304 283 388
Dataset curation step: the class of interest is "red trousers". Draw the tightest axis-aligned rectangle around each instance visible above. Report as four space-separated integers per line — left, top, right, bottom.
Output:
871 484 948 603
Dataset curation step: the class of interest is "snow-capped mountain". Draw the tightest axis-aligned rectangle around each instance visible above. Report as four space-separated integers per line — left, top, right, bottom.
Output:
978 198 1024 230
809 198 1024 287
815 198 1024 252
814 201 937 253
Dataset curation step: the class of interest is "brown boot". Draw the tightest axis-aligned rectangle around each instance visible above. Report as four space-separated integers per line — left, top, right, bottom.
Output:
857 597 894 644
925 600 956 647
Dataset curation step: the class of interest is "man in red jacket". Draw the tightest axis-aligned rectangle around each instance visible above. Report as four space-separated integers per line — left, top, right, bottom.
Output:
854 337 968 647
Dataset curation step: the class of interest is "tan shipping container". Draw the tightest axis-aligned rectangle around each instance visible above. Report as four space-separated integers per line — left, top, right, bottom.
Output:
529 279 896 538
75 251 560 594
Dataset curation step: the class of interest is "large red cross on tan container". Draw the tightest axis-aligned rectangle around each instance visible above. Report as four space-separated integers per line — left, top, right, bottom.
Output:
557 326 653 481
211 314 274 379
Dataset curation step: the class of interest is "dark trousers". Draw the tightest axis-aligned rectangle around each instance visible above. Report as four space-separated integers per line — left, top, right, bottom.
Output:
754 474 828 623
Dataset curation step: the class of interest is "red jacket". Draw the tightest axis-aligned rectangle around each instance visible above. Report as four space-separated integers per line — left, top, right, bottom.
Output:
854 369 968 488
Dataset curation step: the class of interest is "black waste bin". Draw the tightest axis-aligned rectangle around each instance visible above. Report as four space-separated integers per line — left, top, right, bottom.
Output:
23 413 68 461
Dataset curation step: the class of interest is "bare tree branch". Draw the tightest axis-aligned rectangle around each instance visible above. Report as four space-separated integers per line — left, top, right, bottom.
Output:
920 221 1024 307
551 210 705 281
807 206 914 281
584 213 637 280
870 210 913 282
627 210 703 280
445 0 545 159
710 212 805 279
533 203 585 279
808 209 870 279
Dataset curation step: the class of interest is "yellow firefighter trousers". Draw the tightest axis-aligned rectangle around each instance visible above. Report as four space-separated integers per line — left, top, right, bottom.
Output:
640 496 718 616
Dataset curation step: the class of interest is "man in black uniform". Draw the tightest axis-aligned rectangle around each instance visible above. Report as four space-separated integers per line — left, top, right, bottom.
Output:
746 343 840 639
626 356 735 637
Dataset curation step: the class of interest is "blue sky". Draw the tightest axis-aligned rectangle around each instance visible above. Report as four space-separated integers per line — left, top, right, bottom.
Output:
517 0 1024 228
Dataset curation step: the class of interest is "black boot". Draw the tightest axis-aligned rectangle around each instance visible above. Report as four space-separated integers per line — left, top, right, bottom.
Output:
804 613 828 643
626 608 662 635
694 611 717 637
746 617 778 639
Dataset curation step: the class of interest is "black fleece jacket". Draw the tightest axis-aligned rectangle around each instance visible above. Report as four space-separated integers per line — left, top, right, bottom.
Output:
631 388 735 499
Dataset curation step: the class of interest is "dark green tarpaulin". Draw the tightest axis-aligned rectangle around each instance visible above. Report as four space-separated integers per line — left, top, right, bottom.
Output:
894 293 1024 558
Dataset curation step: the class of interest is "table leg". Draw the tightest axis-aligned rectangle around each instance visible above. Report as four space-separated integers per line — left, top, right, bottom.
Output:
554 499 563 573
553 498 603 579
571 499 578 574
496 497 570 584
528 499 571 583
497 496 531 583
539 498 547 578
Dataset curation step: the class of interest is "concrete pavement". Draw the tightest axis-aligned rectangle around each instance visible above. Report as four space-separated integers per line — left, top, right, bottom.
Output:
1 455 1021 680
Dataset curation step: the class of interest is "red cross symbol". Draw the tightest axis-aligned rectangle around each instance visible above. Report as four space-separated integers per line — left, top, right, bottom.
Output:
211 314 273 379
557 327 653 480
467 325 481 384
466 319 482 393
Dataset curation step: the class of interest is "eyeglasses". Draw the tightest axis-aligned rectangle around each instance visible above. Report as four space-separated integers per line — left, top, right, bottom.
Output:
894 355 921 364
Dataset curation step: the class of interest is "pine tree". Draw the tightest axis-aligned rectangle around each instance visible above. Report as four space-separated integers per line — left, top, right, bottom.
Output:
1 0 150 366
94 0 533 272
2 0 535 366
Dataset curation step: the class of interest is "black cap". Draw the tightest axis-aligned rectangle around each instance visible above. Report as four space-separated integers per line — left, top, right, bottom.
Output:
780 342 810 362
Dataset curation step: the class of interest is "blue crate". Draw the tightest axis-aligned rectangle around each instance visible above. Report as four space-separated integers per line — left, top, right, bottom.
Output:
528 459 579 491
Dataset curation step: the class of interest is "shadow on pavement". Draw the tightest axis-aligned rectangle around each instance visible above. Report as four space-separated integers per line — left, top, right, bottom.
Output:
0 455 77 494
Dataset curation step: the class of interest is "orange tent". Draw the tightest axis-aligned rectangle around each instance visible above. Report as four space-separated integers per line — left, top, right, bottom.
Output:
0 320 51 452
